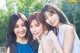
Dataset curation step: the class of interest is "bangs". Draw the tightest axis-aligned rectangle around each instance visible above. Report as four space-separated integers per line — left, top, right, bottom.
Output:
28 12 45 26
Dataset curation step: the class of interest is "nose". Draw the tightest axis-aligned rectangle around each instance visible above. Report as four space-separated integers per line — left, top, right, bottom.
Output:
48 17 53 23
19 26 23 31
31 26 36 33
33 28 36 32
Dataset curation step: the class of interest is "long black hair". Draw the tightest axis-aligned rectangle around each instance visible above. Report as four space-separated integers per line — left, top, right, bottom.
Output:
6 13 36 53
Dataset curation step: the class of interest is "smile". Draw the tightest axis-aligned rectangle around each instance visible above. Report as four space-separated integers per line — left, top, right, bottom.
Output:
33 32 39 35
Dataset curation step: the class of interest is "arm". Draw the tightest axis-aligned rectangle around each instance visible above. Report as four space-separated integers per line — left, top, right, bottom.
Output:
41 40 53 53
6 47 10 53
63 26 74 53
48 26 75 53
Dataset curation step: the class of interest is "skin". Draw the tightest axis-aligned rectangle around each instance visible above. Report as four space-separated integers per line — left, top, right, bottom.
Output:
30 19 53 53
30 19 45 40
7 47 10 53
44 11 75 53
7 18 28 53
44 11 61 28
14 18 27 43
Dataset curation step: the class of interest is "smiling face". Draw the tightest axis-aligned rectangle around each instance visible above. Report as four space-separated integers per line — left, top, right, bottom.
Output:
14 18 27 38
30 19 45 39
44 11 61 27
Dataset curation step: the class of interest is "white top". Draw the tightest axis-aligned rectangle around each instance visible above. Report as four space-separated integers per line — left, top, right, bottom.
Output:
57 24 80 53
38 35 56 53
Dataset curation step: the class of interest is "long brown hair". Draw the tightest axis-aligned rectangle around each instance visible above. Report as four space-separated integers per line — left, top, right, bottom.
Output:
41 4 75 34
28 12 48 30
41 4 71 24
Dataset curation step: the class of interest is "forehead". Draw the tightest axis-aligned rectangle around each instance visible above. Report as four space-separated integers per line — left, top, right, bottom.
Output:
31 19 40 24
44 10 57 16
44 11 51 16
30 19 43 26
16 18 24 24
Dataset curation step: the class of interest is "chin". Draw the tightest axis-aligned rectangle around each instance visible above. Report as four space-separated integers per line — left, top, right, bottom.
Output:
52 24 57 27
20 34 25 37
34 35 39 37
51 24 54 26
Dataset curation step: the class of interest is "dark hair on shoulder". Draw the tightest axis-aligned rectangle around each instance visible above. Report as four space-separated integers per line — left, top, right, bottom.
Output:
6 13 31 53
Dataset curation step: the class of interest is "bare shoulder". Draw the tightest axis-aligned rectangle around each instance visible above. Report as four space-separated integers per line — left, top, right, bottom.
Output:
65 25 74 34
64 25 75 39
6 47 10 53
63 25 75 52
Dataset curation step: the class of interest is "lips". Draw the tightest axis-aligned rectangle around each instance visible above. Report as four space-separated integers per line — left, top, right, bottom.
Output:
49 21 54 26
33 32 39 35
19 31 25 35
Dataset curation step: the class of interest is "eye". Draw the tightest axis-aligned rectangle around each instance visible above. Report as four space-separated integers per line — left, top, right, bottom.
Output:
50 13 53 16
14 25 19 28
21 23 25 27
45 17 48 20
36 24 39 27
30 25 32 28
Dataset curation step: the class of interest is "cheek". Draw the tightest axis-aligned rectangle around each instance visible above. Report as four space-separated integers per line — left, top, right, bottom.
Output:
23 26 27 32
24 26 27 30
14 28 17 34
25 27 27 32
56 16 59 22
39 26 44 32
30 28 33 33
55 14 59 20
46 20 50 24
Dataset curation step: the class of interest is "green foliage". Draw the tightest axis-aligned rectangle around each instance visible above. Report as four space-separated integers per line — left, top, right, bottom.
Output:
17 0 45 17
0 10 9 47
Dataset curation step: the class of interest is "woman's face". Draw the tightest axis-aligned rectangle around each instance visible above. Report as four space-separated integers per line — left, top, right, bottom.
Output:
30 19 45 39
44 11 60 27
14 18 27 38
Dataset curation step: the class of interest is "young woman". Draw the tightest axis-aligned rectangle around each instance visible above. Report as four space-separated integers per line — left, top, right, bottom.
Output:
28 12 56 53
41 4 80 53
6 13 38 53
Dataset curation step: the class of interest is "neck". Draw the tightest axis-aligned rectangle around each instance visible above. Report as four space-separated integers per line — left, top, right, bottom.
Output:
39 34 45 40
16 37 28 44
39 30 48 40
56 22 63 29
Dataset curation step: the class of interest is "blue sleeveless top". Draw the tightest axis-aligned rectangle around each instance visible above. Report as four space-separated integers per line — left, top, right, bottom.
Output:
16 42 36 53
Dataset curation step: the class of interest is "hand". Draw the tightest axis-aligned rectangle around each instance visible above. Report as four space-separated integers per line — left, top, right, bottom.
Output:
48 30 55 36
33 36 40 43
48 30 57 41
